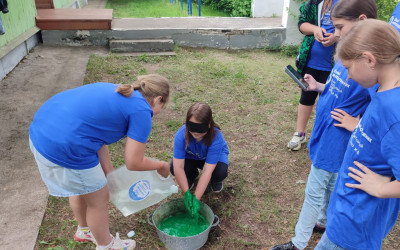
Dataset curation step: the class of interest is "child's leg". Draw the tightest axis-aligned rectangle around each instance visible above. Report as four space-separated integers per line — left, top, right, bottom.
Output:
171 159 203 186
315 232 346 250
69 195 88 227
316 173 338 227
291 165 336 249
70 186 112 246
210 162 228 184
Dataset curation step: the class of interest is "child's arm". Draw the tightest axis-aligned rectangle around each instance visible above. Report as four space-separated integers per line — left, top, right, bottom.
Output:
124 137 170 177
98 144 114 175
194 163 217 200
173 158 190 192
345 161 400 198
331 108 360 132
300 23 328 43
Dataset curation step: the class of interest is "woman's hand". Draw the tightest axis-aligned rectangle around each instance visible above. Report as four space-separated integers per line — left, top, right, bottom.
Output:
157 161 170 178
345 161 391 198
331 108 359 132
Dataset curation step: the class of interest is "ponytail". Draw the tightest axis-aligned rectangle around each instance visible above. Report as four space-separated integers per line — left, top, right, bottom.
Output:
116 74 170 104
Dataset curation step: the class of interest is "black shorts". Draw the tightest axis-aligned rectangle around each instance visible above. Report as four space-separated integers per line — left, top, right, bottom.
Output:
299 66 331 106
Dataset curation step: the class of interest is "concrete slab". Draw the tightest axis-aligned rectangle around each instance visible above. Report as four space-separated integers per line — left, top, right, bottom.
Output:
112 16 283 30
0 45 108 249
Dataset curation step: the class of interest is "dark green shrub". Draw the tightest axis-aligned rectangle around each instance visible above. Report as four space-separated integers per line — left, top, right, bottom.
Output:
201 0 251 17
376 0 398 22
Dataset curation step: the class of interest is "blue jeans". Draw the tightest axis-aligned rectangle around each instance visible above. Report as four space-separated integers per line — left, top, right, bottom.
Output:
315 232 346 250
292 164 338 249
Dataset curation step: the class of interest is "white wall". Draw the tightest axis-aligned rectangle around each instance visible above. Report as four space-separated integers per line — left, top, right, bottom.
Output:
252 0 284 17
282 0 304 45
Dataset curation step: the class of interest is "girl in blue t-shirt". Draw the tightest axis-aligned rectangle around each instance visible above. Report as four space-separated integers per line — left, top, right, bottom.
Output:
170 102 229 201
29 74 170 250
315 19 400 250
271 1 377 249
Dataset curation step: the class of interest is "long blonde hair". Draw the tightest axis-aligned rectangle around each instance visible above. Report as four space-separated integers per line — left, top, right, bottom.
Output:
321 0 333 16
116 74 170 105
337 19 400 65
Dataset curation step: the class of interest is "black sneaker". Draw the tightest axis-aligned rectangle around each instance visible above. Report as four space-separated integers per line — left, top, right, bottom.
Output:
211 182 223 193
313 223 325 233
2 8 8 13
270 241 298 250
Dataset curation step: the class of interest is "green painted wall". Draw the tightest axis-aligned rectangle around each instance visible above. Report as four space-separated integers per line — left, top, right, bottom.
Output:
0 0 37 47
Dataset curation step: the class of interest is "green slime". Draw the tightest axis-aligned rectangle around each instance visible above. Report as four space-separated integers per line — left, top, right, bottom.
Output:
158 212 209 237
184 190 200 218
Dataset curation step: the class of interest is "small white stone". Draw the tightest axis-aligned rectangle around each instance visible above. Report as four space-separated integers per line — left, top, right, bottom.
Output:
127 230 135 238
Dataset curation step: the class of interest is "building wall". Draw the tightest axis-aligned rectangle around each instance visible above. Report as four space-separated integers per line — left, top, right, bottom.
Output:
0 0 37 47
252 0 285 17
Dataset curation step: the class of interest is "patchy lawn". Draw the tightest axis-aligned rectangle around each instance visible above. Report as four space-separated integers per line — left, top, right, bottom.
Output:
35 47 400 249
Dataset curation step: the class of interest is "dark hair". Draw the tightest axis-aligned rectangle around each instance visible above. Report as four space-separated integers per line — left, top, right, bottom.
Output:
185 102 220 147
331 0 377 20
115 74 170 105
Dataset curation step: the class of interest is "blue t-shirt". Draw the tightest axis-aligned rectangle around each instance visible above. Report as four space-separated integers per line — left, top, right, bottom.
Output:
173 125 229 165
307 0 338 71
389 3 400 33
308 60 371 173
29 83 153 169
326 88 400 250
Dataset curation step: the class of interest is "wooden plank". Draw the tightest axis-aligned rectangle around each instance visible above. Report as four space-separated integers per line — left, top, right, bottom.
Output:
35 0 54 9
36 9 113 30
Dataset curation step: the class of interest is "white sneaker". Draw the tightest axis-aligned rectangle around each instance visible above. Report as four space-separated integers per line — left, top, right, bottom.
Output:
74 228 96 244
287 132 306 151
96 233 136 250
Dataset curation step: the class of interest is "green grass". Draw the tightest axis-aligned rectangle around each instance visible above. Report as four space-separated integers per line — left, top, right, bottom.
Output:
36 47 400 250
106 0 230 18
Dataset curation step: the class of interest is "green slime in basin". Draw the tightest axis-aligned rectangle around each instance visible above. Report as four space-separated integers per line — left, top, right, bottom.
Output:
158 212 209 237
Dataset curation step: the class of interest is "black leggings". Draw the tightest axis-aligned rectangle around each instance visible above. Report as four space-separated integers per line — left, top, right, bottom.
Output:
299 66 331 106
170 159 228 187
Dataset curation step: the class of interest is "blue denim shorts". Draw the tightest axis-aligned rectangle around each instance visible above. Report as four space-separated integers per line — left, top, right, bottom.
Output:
29 138 107 197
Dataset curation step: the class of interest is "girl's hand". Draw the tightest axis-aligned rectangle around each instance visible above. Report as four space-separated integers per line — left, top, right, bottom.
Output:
331 108 359 132
321 32 337 47
157 161 170 178
314 27 327 43
345 161 391 198
303 74 324 92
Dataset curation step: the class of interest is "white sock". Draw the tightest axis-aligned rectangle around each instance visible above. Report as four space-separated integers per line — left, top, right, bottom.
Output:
97 238 113 249
77 225 89 232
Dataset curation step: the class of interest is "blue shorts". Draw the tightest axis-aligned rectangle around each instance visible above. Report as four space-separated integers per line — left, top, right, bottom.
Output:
29 138 107 197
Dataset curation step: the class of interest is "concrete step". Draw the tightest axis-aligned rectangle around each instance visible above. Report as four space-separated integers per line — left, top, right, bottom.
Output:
109 39 174 53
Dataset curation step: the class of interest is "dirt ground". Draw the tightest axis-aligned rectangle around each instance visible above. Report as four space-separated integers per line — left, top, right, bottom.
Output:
0 45 108 249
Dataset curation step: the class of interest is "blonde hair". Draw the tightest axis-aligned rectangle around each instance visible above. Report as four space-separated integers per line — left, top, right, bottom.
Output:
116 74 170 105
337 19 400 65
321 0 333 16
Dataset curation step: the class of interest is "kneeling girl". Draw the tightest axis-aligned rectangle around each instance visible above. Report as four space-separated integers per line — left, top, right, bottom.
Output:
171 102 229 200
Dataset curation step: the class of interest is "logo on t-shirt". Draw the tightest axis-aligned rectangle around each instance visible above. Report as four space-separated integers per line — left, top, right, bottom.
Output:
129 180 151 201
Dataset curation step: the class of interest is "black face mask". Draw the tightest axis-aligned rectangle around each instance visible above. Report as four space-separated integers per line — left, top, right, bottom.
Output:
187 121 209 133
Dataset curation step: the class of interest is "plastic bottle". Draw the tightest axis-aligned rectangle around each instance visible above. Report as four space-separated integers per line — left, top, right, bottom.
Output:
107 165 178 217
